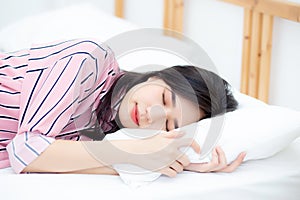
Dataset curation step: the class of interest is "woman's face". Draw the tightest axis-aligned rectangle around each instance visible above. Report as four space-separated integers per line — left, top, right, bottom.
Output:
117 78 204 131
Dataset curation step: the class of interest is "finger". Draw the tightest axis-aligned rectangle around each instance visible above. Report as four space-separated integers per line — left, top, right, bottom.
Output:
190 140 201 154
177 138 201 154
212 146 227 171
184 163 208 172
190 148 219 172
163 130 185 139
170 161 184 173
206 148 220 171
220 152 246 173
176 154 190 167
159 167 177 178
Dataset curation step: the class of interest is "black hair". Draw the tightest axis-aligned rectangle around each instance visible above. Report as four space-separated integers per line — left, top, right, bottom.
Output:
151 65 238 118
81 65 238 139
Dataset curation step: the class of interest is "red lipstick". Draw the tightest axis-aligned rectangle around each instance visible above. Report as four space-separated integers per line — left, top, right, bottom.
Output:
131 104 139 125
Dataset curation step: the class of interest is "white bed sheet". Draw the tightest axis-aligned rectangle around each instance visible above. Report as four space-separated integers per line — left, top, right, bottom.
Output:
1 138 299 200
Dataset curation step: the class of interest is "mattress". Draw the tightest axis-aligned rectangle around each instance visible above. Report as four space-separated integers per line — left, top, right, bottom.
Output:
1 138 299 200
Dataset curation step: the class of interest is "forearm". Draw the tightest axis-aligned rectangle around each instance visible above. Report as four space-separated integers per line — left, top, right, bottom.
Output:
23 140 100 173
22 131 200 176
23 139 133 173
62 166 119 175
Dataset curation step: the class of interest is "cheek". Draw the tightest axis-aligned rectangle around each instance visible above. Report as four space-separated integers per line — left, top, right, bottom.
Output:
179 106 201 126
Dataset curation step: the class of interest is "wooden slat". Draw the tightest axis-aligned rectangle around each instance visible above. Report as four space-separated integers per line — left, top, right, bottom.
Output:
240 8 253 94
219 0 256 9
222 0 279 101
255 0 300 22
164 0 184 34
258 14 274 102
115 0 124 18
174 0 184 33
248 11 263 98
164 0 172 30
221 0 300 23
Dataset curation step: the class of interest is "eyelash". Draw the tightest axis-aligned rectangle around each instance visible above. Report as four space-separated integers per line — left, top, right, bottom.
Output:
162 90 169 131
162 91 166 105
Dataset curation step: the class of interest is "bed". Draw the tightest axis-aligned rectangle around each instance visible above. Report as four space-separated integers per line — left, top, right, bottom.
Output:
0 0 300 199
1 138 300 200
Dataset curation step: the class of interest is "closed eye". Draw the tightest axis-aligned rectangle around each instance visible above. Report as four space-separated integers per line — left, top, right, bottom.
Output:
165 121 169 132
162 89 169 131
162 89 166 105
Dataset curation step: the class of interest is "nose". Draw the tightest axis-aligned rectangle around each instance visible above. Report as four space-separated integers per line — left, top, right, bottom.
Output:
147 105 169 123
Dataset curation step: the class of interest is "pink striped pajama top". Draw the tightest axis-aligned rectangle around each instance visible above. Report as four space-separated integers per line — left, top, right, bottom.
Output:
0 39 121 173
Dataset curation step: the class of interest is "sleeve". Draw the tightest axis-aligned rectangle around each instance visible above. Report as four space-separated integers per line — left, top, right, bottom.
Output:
6 39 120 173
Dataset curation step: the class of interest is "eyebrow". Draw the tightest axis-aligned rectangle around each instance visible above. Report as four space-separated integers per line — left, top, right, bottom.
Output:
171 90 176 107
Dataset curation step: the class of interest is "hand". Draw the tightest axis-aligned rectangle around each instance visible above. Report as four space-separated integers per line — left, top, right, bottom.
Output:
184 146 246 173
157 131 200 177
81 130 200 177
129 130 200 177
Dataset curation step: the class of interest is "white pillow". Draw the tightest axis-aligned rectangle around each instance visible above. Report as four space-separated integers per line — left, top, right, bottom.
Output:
105 91 300 186
211 94 300 162
0 3 138 52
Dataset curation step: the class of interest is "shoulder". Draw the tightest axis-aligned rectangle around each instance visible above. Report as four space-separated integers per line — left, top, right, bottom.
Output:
28 38 117 69
69 38 117 65
29 38 115 59
68 38 112 55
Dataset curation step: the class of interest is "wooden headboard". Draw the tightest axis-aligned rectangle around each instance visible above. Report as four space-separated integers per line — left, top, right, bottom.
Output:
114 0 300 103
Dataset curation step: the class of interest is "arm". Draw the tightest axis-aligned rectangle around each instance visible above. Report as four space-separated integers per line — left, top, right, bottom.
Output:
51 144 245 176
23 140 106 173
22 139 139 173
7 39 120 173
62 166 119 175
23 139 118 175
23 131 200 178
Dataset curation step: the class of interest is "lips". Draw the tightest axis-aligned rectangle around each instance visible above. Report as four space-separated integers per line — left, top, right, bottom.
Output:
131 103 139 125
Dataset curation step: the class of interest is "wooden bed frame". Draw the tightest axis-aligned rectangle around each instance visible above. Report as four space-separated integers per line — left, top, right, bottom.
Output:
114 0 300 103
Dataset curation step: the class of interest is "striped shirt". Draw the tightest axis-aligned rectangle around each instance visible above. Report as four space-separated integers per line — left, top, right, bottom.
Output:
0 39 121 173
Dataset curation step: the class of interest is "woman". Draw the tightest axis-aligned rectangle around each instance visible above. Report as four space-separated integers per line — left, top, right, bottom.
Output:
0 38 245 177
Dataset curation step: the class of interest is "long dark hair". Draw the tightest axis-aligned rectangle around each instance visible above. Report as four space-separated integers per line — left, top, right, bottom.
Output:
82 65 238 140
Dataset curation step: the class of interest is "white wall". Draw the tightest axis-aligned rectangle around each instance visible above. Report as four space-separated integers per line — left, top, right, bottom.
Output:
0 0 299 111
269 18 300 110
184 0 244 92
0 0 114 28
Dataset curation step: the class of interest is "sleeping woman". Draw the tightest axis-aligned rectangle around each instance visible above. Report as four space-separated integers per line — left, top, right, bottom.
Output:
0 38 245 177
